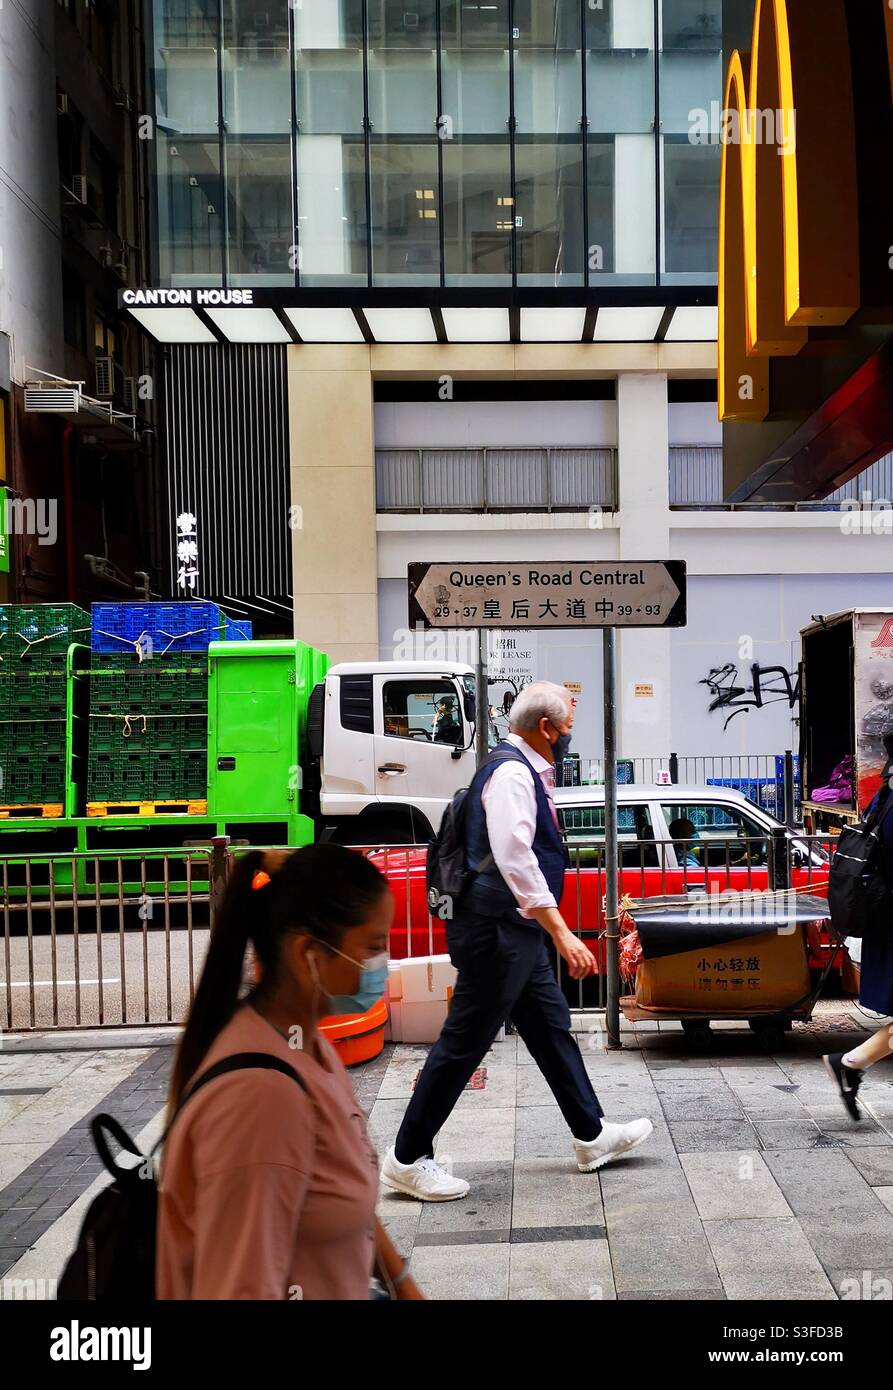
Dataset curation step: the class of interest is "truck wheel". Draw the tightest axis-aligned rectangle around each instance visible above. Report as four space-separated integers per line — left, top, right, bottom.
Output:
748 1019 788 1052
681 1019 715 1051
331 819 417 848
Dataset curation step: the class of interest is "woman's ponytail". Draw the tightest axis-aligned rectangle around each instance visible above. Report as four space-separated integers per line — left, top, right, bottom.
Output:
167 848 267 1114
167 841 389 1117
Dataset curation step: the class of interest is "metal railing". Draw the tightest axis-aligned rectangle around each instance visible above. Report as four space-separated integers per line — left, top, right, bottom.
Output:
562 752 800 820
375 446 617 513
1 831 838 1033
0 842 227 1033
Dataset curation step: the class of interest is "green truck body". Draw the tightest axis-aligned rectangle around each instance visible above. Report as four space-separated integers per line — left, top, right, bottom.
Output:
0 639 328 896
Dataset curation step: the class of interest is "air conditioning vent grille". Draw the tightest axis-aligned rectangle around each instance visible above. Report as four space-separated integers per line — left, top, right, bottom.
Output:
24 387 81 413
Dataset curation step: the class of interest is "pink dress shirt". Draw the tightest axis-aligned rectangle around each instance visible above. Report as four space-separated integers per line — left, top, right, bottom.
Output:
480 732 561 919
156 1004 379 1300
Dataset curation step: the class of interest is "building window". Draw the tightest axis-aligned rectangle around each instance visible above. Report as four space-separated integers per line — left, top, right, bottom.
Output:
148 0 723 287
88 0 116 77
62 267 87 354
88 135 120 233
94 312 119 363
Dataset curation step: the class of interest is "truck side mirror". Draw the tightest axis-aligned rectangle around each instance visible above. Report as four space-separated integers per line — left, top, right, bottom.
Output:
451 746 463 760
463 692 475 723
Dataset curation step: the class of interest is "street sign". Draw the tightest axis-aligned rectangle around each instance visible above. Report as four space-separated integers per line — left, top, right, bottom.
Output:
408 561 686 630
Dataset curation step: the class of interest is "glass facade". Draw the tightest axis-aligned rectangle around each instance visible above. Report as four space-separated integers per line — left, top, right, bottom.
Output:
149 0 722 288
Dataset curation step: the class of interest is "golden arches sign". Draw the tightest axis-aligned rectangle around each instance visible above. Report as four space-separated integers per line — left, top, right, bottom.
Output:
718 0 861 422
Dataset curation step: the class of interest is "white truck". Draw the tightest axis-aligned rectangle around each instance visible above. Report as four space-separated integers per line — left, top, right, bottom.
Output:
307 659 479 844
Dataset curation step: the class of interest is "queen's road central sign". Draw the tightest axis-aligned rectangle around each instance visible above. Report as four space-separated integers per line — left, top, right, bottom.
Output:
408 561 687 630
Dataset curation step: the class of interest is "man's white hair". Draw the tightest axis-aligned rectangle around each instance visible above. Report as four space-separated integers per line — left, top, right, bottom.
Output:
509 681 572 732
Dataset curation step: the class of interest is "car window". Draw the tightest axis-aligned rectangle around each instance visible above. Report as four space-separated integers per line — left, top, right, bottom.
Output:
661 802 769 868
562 803 661 867
382 680 463 744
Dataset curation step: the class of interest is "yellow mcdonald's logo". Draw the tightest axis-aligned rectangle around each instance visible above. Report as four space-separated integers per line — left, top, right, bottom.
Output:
718 0 862 422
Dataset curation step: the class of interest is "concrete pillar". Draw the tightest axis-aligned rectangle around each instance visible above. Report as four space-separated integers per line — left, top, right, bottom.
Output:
615 371 672 759
287 345 379 663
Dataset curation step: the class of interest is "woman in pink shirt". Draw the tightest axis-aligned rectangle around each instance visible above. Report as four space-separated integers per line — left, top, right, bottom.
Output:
156 843 423 1301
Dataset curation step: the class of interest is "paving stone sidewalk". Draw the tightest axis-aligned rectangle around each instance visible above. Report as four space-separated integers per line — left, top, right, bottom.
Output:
1 1003 892 1299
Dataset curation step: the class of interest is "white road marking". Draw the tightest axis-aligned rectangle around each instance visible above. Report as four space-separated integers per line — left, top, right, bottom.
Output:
5 978 122 987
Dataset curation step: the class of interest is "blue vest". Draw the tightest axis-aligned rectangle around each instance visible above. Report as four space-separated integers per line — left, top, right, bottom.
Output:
462 741 569 927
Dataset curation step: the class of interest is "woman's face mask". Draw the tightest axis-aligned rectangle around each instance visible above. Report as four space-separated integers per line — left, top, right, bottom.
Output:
308 940 389 1016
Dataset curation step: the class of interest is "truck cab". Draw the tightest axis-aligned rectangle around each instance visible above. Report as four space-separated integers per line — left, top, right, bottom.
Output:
316 660 477 845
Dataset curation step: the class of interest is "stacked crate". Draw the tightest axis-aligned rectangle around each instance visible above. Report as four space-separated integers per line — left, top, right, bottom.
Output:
86 602 250 815
0 604 91 816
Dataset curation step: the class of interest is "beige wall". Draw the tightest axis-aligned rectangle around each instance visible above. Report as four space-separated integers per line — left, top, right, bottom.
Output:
288 345 378 663
287 341 716 663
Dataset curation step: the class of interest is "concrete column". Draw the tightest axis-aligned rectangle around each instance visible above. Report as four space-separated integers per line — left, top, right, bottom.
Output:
288 345 379 663
615 372 673 759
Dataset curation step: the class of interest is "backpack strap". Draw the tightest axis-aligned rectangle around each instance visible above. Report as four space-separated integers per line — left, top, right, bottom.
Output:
151 1052 311 1157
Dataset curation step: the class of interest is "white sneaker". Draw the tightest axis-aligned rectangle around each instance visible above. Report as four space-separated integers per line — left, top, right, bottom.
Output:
379 1146 470 1202
573 1118 654 1173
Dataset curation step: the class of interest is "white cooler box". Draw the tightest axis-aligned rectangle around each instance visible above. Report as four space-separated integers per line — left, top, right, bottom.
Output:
386 955 456 1044
386 956 505 1045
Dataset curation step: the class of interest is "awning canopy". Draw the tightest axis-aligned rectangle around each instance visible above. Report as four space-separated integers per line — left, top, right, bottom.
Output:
119 288 718 348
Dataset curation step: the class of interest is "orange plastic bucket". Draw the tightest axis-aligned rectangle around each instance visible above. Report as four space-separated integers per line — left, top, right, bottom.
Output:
319 995 388 1066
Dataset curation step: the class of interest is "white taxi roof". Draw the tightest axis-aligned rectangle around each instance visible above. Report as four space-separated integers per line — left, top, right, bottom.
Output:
554 783 772 814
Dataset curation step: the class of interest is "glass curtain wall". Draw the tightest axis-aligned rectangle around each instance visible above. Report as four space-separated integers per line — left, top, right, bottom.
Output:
660 0 722 285
149 0 721 288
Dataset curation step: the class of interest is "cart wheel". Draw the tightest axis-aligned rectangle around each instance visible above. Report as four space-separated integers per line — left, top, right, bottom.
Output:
748 1019 787 1052
681 1019 715 1052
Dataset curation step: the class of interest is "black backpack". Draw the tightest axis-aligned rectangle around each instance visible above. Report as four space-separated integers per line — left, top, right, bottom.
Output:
828 787 893 940
425 747 528 919
58 1052 309 1301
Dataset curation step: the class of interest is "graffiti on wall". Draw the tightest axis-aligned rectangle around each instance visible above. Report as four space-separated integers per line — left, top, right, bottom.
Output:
700 663 801 731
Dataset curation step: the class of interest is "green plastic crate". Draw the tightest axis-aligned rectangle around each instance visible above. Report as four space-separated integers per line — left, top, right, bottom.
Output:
88 712 207 756
0 717 69 759
0 604 90 665
88 654 208 714
86 749 207 803
1 753 67 805
0 671 68 718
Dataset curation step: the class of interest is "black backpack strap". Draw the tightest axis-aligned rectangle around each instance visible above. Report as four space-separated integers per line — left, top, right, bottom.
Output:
90 1115 146 1181
152 1052 311 1156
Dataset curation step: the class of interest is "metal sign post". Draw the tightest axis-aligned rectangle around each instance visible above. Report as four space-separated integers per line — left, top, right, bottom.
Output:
475 628 489 767
408 559 688 1050
602 628 621 1049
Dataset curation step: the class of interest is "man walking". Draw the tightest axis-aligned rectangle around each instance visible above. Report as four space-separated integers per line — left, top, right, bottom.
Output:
380 682 653 1201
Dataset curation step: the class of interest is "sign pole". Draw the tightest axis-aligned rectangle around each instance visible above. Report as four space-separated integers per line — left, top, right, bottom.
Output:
603 626 621 1049
475 628 489 767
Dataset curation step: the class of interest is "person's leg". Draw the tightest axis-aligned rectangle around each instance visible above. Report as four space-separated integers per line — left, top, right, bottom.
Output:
843 1022 893 1071
509 936 604 1143
393 915 534 1164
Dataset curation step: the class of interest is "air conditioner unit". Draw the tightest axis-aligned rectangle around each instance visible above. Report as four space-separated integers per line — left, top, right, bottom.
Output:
95 356 116 398
65 174 88 206
122 378 137 415
24 386 81 414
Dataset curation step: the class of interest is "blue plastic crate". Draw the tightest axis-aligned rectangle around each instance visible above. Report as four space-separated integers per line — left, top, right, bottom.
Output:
91 602 224 655
224 616 252 642
706 776 779 815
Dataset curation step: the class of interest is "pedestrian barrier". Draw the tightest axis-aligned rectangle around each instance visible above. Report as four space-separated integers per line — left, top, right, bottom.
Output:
0 833 839 1036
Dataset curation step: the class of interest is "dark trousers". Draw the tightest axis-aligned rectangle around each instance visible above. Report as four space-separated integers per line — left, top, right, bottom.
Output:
394 911 604 1163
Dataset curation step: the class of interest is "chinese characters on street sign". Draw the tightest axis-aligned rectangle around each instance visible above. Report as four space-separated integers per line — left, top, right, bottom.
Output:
408 561 687 629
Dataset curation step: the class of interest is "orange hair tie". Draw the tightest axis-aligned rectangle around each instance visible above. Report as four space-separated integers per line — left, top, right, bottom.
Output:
251 870 272 891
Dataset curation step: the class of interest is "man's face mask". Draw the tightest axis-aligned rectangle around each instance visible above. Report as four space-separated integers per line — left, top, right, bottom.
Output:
549 724 572 766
